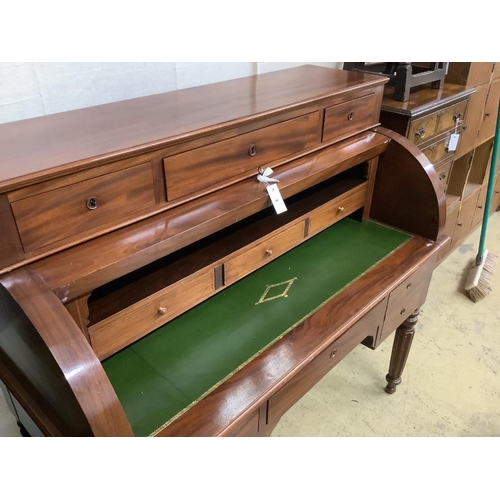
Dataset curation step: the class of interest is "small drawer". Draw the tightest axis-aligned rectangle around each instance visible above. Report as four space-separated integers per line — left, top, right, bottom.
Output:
322 93 378 143
225 221 305 286
89 267 215 360
435 159 453 188
307 183 367 236
266 299 387 429
435 100 467 135
11 163 156 252
380 260 434 341
163 112 320 200
409 100 468 145
421 136 453 165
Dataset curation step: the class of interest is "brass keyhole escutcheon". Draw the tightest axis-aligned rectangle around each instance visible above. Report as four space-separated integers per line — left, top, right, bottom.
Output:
86 196 98 210
248 144 257 156
158 307 168 316
347 111 354 121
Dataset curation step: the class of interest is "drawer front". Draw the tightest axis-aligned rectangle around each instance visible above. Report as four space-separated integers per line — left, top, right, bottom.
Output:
307 183 367 236
12 163 156 252
323 93 378 143
266 299 387 429
421 136 452 165
89 267 215 359
164 112 320 200
222 408 260 437
435 100 467 135
380 260 434 341
409 100 468 145
225 221 305 286
434 159 453 188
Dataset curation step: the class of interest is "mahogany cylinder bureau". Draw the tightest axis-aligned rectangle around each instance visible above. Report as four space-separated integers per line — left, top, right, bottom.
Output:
0 65 448 437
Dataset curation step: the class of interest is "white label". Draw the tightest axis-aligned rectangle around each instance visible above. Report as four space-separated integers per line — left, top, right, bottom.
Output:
447 133 460 152
266 184 287 214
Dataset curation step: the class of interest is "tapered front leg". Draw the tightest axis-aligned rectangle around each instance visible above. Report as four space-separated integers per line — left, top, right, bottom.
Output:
384 309 419 394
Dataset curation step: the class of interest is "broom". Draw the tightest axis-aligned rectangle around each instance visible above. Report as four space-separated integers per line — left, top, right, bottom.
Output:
464 103 500 302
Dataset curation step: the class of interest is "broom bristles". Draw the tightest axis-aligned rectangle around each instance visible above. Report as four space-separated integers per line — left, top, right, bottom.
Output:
465 250 498 302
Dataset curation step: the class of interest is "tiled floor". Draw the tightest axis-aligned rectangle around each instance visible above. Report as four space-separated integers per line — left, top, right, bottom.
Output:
1 212 499 437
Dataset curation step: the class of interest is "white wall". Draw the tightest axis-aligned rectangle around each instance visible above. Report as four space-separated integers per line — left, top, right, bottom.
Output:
0 62 343 125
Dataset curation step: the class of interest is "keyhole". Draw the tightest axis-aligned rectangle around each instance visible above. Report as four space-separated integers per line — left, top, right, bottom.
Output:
86 197 98 210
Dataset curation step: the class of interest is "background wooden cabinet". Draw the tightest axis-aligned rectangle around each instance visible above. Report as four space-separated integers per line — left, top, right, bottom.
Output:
381 63 500 265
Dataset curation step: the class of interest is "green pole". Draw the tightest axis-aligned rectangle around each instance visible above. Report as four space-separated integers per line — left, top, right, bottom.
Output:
476 103 500 266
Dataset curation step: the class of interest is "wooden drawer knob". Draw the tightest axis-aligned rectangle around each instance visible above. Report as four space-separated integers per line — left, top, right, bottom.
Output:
265 249 273 257
337 206 345 214
158 306 168 315
86 196 99 210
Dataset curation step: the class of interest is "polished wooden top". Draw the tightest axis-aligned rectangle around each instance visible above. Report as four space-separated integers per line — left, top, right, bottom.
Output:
0 65 387 192
381 83 475 117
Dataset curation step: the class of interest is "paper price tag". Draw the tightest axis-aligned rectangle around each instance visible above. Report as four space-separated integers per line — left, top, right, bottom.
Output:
266 184 287 214
447 133 460 152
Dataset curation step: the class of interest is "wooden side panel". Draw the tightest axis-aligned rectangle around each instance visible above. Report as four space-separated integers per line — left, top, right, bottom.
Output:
0 194 24 271
0 268 133 436
370 127 446 241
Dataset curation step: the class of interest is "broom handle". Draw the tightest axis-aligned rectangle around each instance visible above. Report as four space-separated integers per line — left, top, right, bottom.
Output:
477 103 500 265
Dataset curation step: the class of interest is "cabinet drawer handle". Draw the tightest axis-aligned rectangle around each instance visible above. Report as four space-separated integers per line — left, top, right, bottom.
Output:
453 112 462 121
337 206 345 214
406 282 412 289
439 173 447 180
400 308 406 315
415 128 426 140
330 348 337 358
158 306 168 315
347 111 354 121
265 249 273 257
248 144 257 156
86 196 99 210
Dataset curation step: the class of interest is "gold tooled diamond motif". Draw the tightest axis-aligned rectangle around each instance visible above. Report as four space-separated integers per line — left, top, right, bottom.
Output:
255 278 297 305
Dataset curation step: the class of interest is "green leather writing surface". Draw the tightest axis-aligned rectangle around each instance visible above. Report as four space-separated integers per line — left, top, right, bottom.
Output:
102 218 411 436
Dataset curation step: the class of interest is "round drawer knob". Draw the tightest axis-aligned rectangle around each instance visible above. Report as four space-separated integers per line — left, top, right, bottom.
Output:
158 306 168 316
330 348 337 358
265 249 273 257
248 144 257 156
400 308 406 315
406 282 412 289
86 196 99 210
338 206 345 213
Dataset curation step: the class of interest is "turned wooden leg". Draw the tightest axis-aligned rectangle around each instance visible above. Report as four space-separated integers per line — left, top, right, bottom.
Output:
384 308 419 394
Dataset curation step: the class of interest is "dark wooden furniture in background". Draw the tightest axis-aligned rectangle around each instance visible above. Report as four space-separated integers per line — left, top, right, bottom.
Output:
0 66 447 437
343 63 447 102
379 62 500 265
